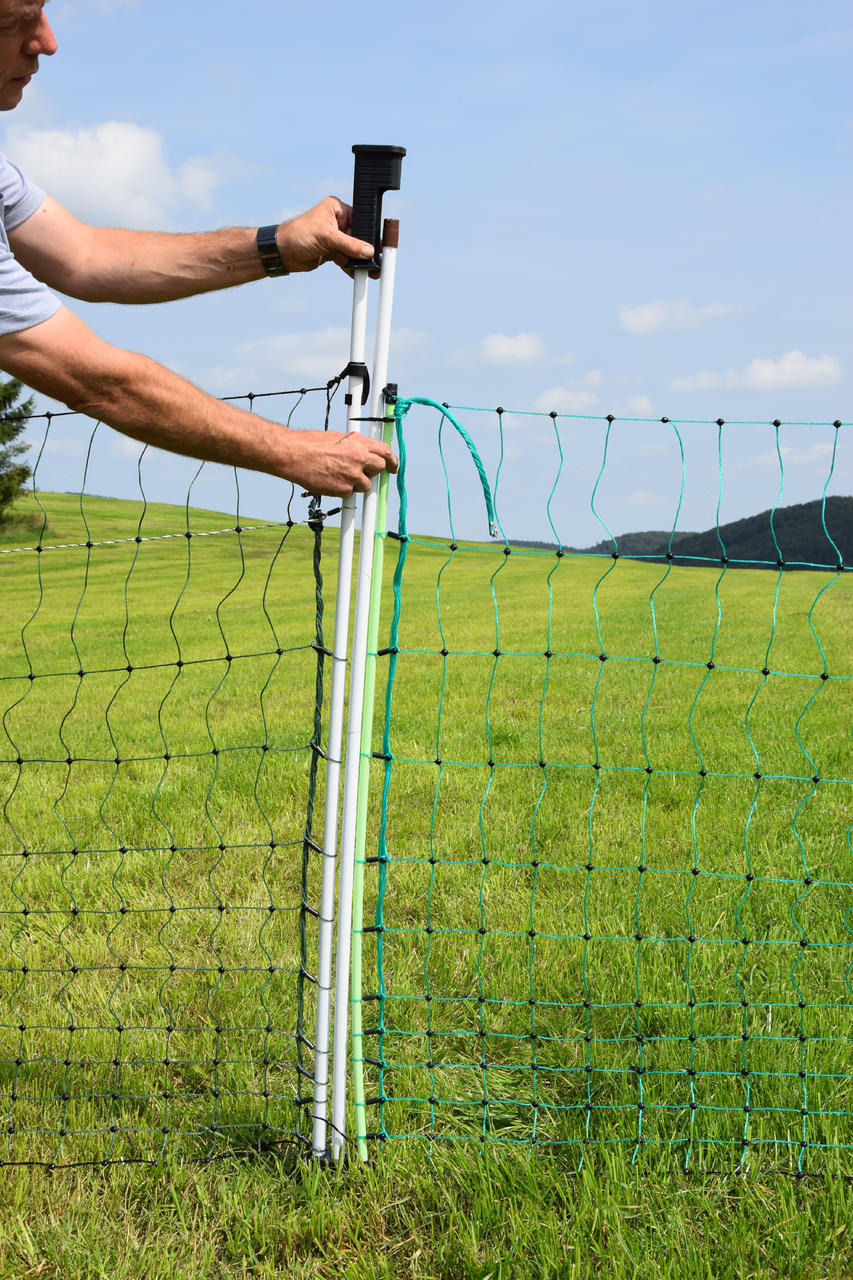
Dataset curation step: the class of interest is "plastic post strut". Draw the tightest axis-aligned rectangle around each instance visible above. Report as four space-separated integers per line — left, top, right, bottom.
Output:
348 145 406 271
311 271 369 1161
331 220 401 1162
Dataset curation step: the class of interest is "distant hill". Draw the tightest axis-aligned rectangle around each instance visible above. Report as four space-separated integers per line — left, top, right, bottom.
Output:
513 496 853 570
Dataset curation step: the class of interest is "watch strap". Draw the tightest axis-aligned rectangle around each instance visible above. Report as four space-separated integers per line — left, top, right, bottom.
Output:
257 225 289 277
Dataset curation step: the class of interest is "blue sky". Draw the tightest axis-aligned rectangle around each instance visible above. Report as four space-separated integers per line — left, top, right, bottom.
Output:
6 0 851 543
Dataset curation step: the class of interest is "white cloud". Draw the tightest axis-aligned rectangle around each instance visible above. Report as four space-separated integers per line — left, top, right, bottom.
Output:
533 387 601 413
627 490 661 506
624 395 655 416
5 122 222 226
480 332 547 364
619 299 745 336
753 442 836 468
669 350 843 393
232 328 350 380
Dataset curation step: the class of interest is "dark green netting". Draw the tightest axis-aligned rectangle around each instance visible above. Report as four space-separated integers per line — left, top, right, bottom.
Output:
0 386 340 1169
360 402 852 1176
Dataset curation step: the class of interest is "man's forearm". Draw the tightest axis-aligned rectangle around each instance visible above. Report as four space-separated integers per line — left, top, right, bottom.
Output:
72 224 266 304
0 307 396 496
10 195 374 304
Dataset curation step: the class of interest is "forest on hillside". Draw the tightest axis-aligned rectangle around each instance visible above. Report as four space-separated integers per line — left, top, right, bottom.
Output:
515 496 852 570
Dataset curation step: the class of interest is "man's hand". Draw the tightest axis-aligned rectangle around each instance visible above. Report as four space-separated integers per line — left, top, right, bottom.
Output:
279 428 398 496
277 196 375 274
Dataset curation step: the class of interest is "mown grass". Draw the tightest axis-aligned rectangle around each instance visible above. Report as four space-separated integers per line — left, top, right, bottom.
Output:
1 490 852 1278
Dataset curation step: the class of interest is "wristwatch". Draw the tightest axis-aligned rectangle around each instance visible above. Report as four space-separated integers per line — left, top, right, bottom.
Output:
257 225 289 277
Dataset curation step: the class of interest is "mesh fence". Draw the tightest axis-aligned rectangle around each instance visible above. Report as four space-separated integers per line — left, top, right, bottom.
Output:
0 385 341 1169
3 386 852 1176
359 401 853 1176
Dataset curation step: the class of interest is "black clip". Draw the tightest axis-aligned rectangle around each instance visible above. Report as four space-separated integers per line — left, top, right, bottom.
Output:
340 361 370 407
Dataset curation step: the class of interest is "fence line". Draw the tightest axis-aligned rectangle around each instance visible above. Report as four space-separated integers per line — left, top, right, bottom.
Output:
1 390 850 1174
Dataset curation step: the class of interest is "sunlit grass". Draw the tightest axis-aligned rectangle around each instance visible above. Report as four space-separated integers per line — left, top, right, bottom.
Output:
1 492 852 1278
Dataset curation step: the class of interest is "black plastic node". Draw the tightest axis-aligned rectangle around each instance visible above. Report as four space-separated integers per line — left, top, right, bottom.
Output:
645 766 653 775
652 655 661 664
746 873 754 882
777 560 785 569
720 556 728 565
821 671 829 680
661 417 669 424
496 406 504 415
599 653 607 662
666 552 673 562
611 551 619 561
754 772 762 780
549 410 558 419
503 546 511 557
716 419 725 427
804 876 813 886
800 939 809 948
706 661 715 670
699 769 707 778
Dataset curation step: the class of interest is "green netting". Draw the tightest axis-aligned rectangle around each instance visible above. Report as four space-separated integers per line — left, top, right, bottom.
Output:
0 386 340 1169
359 401 852 1176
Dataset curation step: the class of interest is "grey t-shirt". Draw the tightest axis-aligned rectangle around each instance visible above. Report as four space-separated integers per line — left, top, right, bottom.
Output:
0 152 61 335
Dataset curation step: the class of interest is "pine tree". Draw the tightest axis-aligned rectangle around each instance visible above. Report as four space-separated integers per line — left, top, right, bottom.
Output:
0 377 35 520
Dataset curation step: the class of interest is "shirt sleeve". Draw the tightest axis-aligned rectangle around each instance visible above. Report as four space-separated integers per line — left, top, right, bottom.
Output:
0 153 61 337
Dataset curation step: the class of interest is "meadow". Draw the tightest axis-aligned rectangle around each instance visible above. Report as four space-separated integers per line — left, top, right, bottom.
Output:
0 489 851 1278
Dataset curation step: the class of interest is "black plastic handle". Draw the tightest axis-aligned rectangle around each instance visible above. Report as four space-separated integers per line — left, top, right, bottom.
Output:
349 144 406 271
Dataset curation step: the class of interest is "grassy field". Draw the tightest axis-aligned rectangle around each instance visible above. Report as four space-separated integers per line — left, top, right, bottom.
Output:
1 490 852 1278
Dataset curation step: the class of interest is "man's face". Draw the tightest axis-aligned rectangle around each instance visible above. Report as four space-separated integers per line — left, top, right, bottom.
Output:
0 0 56 111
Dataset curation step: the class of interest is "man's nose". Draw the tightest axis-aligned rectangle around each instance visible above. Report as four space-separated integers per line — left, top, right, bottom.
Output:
23 15 58 57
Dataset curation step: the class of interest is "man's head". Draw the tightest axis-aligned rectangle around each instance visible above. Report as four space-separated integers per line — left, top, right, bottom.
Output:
0 0 55 111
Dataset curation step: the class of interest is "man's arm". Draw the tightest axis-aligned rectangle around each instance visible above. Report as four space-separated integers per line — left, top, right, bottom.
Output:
8 195 373 304
0 306 396 496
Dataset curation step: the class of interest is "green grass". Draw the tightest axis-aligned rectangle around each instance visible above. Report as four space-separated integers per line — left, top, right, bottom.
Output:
1 490 852 1278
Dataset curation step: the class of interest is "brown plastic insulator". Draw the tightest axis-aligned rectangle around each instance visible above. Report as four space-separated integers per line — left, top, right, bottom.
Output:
382 218 400 249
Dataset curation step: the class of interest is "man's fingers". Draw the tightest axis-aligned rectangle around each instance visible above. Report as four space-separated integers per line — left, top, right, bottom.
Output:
328 231 374 260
